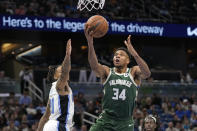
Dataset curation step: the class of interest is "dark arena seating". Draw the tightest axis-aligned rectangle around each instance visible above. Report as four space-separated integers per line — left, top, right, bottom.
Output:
0 0 197 23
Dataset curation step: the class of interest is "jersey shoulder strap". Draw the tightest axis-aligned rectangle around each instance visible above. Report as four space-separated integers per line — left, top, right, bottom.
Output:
128 68 139 88
103 68 112 85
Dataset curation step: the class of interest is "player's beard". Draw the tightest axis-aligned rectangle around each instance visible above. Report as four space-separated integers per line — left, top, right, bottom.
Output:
114 62 129 71
115 65 124 69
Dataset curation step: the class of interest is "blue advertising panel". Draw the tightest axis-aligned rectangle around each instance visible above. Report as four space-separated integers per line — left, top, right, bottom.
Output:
0 15 197 38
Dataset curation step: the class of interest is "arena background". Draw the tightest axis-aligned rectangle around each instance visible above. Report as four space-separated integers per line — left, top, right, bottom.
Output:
0 0 197 130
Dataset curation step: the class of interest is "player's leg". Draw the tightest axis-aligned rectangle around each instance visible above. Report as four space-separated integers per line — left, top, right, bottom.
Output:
90 122 114 131
116 119 134 131
89 123 103 131
89 114 114 131
119 124 134 131
43 120 59 131
89 116 105 131
43 120 72 131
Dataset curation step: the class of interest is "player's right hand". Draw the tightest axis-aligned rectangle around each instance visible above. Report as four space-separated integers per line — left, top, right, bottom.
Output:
84 24 94 43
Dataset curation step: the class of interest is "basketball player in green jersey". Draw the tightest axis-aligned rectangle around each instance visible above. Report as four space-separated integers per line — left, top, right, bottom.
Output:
85 25 151 131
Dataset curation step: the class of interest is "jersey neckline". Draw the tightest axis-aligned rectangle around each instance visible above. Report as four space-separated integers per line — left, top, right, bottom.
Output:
114 67 138 87
113 67 129 75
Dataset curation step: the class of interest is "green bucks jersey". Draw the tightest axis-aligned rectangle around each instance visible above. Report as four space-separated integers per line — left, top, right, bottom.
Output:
102 68 138 120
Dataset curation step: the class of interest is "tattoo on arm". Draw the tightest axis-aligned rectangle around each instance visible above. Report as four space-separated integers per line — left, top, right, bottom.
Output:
56 54 71 91
133 55 151 79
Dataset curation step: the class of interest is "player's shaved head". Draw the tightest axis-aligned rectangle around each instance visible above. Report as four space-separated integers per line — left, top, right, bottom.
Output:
114 47 131 62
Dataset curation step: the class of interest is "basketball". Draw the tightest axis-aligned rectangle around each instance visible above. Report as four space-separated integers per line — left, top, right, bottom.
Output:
85 15 109 38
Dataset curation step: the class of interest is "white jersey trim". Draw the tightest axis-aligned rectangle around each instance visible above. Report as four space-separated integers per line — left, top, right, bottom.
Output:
103 69 112 86
128 70 138 87
58 95 61 115
66 90 74 125
49 81 74 123
113 67 129 75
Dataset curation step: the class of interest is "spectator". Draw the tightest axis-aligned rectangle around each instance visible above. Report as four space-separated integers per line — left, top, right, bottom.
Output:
8 92 15 100
80 124 87 131
152 93 162 108
78 92 86 108
26 103 37 116
0 70 5 79
36 102 46 114
179 91 189 103
183 118 190 130
138 119 144 131
56 9 65 17
19 67 33 94
175 122 183 131
186 72 192 83
20 121 29 131
34 108 42 121
74 95 84 129
94 92 103 106
190 112 197 125
181 99 189 110
19 89 32 106
2 120 18 131
189 93 196 104
175 104 184 119
180 72 185 83
84 101 96 129
15 5 26 15
31 121 38 130
94 92 103 115
144 97 152 109
166 122 178 131
192 100 197 113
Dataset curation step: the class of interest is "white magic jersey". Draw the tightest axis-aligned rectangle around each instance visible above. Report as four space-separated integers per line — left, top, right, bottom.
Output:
48 81 74 125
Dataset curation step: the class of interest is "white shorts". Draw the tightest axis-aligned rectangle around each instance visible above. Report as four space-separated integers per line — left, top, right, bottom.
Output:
43 120 72 131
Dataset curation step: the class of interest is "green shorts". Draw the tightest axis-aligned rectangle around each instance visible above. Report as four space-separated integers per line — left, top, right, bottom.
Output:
89 113 134 131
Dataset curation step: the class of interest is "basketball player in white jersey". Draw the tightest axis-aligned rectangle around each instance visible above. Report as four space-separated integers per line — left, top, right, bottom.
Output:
37 39 74 131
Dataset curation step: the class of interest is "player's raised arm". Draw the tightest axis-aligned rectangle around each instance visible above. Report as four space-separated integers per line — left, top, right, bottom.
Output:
124 35 151 79
84 24 109 78
37 100 50 131
56 39 71 91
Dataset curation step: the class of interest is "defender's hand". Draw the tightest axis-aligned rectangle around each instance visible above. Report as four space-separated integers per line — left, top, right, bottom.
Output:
66 39 72 56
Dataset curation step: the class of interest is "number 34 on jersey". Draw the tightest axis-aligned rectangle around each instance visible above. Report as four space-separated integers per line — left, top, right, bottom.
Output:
112 88 126 101
111 88 138 101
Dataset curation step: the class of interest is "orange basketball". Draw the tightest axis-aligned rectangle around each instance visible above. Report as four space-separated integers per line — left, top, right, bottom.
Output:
85 15 109 38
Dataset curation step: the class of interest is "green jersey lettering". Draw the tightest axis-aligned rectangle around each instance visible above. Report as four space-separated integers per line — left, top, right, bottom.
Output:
102 68 138 120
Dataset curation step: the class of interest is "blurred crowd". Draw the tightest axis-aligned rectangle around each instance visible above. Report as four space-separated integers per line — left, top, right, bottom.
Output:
1 89 197 131
0 90 42 131
134 93 197 131
0 0 197 23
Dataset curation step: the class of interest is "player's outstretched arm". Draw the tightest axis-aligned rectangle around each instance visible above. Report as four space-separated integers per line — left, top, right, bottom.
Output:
124 35 151 79
84 24 109 78
37 100 50 131
56 39 71 91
